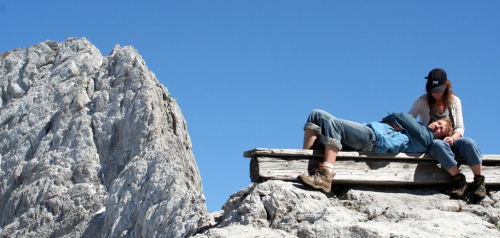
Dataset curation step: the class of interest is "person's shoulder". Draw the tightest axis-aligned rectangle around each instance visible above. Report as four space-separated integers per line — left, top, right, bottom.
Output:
413 94 428 104
451 94 462 103
417 94 427 100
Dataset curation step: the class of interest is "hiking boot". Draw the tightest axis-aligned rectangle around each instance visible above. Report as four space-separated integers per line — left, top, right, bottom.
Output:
448 173 468 199
472 175 486 203
297 164 334 193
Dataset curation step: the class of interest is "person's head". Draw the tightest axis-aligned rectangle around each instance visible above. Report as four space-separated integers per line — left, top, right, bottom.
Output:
428 119 453 139
425 68 455 107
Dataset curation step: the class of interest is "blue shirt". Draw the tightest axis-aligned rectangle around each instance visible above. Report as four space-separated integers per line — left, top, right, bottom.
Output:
366 121 429 154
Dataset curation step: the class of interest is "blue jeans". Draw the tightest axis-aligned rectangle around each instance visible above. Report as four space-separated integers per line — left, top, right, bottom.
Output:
304 109 376 152
427 137 482 170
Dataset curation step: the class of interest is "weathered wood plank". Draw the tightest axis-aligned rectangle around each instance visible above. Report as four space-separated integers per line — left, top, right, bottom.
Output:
250 156 500 185
244 148 500 162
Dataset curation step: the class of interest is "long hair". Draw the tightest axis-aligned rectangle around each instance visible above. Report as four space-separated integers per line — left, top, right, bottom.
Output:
426 80 455 107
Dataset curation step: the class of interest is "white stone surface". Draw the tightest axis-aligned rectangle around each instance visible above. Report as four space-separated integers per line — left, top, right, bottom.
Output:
0 38 206 237
198 181 500 238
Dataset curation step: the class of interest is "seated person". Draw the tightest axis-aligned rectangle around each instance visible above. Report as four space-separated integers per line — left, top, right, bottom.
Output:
297 109 452 193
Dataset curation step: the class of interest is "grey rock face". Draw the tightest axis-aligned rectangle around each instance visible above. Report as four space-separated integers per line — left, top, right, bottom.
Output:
0 38 206 237
199 181 500 238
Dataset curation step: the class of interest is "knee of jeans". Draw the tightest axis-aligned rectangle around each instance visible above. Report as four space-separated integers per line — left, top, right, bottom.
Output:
310 109 325 116
427 140 451 158
455 137 482 165
429 139 450 151
304 122 322 135
322 137 342 151
455 137 478 148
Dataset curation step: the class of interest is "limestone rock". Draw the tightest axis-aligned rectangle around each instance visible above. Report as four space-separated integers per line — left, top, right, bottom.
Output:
193 225 295 238
0 38 206 237
198 180 500 238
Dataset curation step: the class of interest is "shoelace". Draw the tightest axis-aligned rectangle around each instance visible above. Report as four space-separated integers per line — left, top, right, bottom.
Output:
473 182 486 192
313 174 323 185
311 169 329 185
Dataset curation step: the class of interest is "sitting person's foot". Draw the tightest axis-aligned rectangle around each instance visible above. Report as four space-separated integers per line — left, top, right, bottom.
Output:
472 175 486 203
297 163 334 193
448 173 468 199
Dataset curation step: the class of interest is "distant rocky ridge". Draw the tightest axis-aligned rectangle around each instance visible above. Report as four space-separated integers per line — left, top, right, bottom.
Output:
1 39 500 238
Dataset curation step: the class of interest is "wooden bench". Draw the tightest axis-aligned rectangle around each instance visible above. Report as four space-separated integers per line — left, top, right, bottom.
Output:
244 148 500 185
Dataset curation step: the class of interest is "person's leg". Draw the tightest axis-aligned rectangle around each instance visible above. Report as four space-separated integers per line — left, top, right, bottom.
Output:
303 109 329 151
447 165 460 176
428 140 458 175
300 110 341 192
453 137 485 202
304 109 375 155
427 139 467 198
299 109 375 192
470 164 482 176
303 129 318 150
324 145 339 165
452 137 482 175
304 109 340 150
303 109 375 167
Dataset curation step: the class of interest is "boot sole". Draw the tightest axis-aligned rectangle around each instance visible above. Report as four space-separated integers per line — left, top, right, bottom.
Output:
297 176 331 193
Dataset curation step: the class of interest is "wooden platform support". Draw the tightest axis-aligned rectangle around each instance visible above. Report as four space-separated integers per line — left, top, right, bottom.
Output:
244 148 500 185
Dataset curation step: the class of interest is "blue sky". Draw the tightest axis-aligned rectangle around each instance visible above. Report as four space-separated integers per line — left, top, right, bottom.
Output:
2 1 499 212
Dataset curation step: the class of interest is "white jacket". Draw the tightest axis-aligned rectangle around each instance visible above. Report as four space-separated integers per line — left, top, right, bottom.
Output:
408 94 465 136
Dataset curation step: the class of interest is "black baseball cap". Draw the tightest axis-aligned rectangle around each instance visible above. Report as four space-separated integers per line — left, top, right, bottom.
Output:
425 68 447 93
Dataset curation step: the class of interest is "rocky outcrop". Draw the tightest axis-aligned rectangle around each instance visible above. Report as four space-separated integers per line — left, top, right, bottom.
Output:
196 181 500 237
0 38 206 237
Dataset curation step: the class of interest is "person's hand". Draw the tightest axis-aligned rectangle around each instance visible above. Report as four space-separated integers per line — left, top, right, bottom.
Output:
443 136 455 147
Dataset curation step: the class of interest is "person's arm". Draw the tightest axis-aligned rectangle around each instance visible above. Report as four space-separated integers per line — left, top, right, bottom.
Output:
451 96 464 136
444 96 465 146
382 112 434 148
408 95 425 119
408 99 420 119
443 132 462 147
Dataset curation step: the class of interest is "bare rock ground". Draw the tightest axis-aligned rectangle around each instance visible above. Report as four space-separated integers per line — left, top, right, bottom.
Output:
195 181 500 238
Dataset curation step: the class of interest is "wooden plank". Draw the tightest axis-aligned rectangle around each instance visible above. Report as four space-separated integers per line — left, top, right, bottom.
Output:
250 156 500 185
244 148 430 160
244 148 500 162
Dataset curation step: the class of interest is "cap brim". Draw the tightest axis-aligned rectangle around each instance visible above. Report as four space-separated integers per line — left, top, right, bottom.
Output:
428 84 446 93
